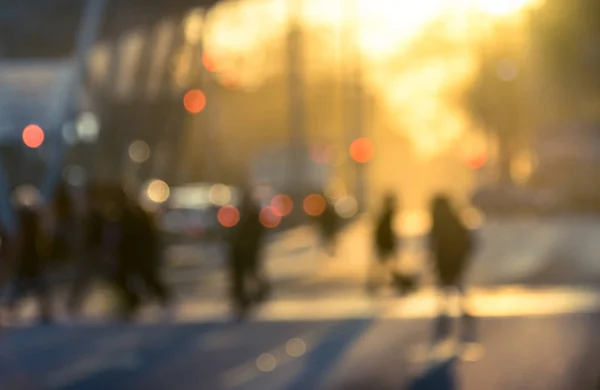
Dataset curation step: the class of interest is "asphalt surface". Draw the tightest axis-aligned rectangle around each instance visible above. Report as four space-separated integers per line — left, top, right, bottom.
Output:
2 216 600 390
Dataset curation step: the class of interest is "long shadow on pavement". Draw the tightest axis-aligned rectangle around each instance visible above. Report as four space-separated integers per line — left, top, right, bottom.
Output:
408 358 458 390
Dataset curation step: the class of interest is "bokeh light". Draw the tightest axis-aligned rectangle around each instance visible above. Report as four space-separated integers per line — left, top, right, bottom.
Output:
350 137 375 163
511 150 538 184
62 165 87 188
12 185 42 207
183 7 205 44
270 194 293 217
286 338 307 357
76 112 100 143
22 124 44 149
259 206 281 228
334 196 359 219
146 179 170 203
256 353 277 372
183 89 206 113
209 184 232 206
303 194 326 217
129 140 151 163
467 153 487 170
202 51 218 72
218 205 240 228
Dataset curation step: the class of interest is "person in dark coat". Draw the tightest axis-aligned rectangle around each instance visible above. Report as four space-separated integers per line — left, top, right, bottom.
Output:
67 183 107 315
429 195 474 341
368 193 399 292
316 196 339 257
51 181 75 265
114 190 170 320
228 189 269 320
6 206 52 324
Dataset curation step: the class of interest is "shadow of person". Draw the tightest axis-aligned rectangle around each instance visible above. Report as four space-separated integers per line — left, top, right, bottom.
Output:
408 358 458 390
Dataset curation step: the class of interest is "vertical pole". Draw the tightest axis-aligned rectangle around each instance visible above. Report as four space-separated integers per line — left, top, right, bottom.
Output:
287 0 307 206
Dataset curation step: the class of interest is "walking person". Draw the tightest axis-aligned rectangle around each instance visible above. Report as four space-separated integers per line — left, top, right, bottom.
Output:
52 181 74 263
5 206 53 325
367 193 416 295
429 195 475 342
114 190 171 320
228 188 269 321
316 196 339 257
67 183 107 316
368 193 398 293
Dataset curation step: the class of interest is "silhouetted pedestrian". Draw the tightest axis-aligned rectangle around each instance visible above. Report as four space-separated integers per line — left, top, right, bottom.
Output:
114 190 170 320
6 206 52 324
316 196 339 257
228 189 269 321
51 180 75 265
67 183 107 315
368 193 400 293
429 195 474 341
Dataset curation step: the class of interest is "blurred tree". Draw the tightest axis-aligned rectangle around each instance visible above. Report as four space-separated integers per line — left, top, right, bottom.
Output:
464 20 529 184
529 0 600 120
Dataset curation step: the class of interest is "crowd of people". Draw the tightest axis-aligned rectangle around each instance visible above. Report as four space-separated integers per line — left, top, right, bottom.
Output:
0 182 172 325
0 178 476 330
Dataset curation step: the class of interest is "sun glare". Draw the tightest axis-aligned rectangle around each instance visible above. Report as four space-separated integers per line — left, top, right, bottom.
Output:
204 0 539 157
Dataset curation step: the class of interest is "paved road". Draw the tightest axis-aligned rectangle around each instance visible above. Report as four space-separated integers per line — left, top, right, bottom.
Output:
3 216 600 389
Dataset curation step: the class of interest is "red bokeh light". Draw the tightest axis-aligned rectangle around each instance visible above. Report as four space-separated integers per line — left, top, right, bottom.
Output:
467 153 487 170
310 144 333 164
22 124 44 149
218 205 240 228
350 137 375 163
303 194 326 217
259 206 281 229
271 194 294 217
183 89 206 114
202 52 218 72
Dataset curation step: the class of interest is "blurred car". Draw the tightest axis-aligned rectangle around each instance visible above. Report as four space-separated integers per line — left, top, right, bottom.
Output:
149 183 240 244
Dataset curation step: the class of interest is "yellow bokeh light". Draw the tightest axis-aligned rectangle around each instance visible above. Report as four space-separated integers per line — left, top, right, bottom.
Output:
334 196 359 219
209 184 232 206
286 338 307 357
147 179 170 204
256 353 277 372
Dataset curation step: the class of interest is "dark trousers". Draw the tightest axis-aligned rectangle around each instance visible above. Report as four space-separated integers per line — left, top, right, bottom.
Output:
7 273 52 323
229 253 269 313
68 251 103 313
113 258 170 318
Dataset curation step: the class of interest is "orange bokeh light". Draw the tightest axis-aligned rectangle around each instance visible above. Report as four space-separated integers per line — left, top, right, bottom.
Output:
218 205 240 228
350 137 375 163
467 153 487 170
22 124 44 149
271 194 294 217
202 52 218 72
183 89 206 114
259 206 281 229
303 194 326 217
